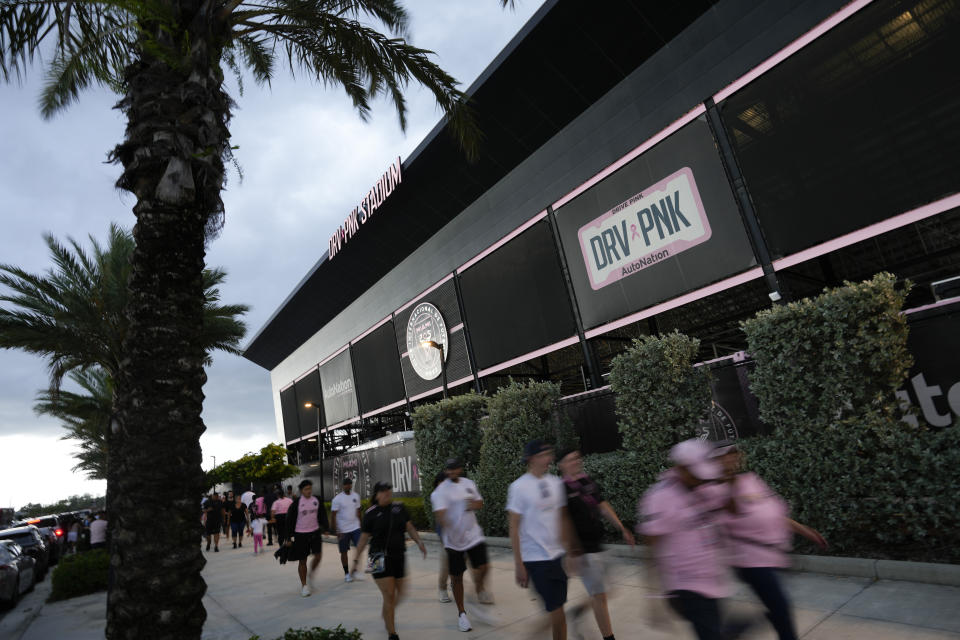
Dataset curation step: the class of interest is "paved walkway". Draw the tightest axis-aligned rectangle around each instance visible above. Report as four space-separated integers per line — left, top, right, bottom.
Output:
4 539 959 639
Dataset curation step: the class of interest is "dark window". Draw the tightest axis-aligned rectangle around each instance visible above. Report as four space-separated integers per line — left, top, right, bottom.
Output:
459 220 577 370
294 370 323 434
481 342 587 396
352 321 406 414
280 386 301 443
722 0 960 258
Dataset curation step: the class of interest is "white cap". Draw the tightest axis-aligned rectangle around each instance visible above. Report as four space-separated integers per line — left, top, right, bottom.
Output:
669 439 723 481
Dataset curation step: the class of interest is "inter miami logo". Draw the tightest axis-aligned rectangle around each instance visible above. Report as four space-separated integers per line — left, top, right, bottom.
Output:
697 401 739 442
406 302 448 380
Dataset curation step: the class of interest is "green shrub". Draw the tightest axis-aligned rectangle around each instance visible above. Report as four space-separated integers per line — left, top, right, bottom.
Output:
412 392 487 526
49 549 109 601
582 450 649 534
476 380 575 536
605 331 710 493
741 414 960 563
250 625 362 640
742 272 911 431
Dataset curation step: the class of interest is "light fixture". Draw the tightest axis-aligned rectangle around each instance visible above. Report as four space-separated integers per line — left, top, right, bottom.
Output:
420 340 448 399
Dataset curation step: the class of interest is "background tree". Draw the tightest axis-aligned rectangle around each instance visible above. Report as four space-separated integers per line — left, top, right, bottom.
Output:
0 224 248 480
1 2 506 635
204 443 300 488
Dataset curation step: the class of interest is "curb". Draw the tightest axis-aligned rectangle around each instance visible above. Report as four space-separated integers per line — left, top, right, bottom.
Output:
413 533 960 587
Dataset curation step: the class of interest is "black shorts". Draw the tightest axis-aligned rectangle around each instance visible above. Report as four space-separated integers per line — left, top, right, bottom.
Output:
372 552 405 580
205 520 222 536
525 557 568 612
446 542 489 577
289 530 324 561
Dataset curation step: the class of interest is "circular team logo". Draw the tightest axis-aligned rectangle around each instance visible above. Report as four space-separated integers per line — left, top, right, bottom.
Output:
331 451 371 499
697 401 739 442
406 302 448 380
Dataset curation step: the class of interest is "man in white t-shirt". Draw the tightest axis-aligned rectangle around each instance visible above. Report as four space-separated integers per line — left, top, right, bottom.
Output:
432 458 492 632
507 440 579 640
331 476 363 583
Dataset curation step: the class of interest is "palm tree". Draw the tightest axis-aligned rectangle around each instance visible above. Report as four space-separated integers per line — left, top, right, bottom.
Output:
0 2 504 637
0 224 248 480
34 367 113 480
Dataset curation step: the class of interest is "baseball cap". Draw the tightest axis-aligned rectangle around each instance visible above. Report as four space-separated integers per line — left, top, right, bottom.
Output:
444 457 463 470
523 439 554 461
669 439 722 481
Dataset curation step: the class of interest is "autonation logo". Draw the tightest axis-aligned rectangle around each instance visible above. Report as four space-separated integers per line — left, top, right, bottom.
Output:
323 379 353 400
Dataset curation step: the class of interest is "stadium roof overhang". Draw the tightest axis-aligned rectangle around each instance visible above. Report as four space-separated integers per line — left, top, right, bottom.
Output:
243 0 717 371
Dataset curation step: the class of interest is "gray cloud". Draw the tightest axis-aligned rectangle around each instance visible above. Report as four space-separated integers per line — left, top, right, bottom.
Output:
0 1 546 504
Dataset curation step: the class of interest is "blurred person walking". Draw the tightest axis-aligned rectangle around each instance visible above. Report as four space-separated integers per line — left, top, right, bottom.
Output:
432 458 492 632
507 440 580 640
284 479 328 597
354 481 427 640
272 489 294 547
331 476 364 582
204 494 225 552
712 442 827 640
250 512 267 555
90 512 109 550
263 485 280 545
638 439 749 640
227 495 250 549
556 448 634 640
430 470 452 603
223 491 235 536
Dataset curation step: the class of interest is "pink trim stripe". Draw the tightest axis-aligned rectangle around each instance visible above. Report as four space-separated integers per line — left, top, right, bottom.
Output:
407 376 477 403
903 295 960 316
353 315 392 343
394 273 455 315
450 322 464 333
279 381 294 393
552 106 707 211
447 375 475 389
362 398 407 419
584 268 765 339
458 210 549 273
772 192 960 271
713 0 874 102
317 343 350 368
323 416 360 433
477 335 580 378
560 385 611 402
293 365 320 383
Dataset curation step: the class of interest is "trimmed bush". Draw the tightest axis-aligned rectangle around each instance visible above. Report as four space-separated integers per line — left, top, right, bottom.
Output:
476 380 575 536
606 331 711 494
49 549 109 601
741 414 960 563
742 272 912 431
250 625 362 640
412 392 486 525
324 496 428 531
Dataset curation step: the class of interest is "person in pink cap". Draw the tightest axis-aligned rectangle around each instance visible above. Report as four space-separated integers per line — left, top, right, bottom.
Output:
712 441 827 640
637 438 744 640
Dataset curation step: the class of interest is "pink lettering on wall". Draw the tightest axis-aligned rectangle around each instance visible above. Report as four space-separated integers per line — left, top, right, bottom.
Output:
329 157 403 259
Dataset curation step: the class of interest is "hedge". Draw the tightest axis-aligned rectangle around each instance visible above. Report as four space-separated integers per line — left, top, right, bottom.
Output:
476 380 574 536
49 549 109 601
411 392 486 527
250 625 362 640
742 272 912 431
323 496 428 531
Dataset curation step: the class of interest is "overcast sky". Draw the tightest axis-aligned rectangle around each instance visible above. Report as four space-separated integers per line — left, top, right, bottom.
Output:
0 1 545 509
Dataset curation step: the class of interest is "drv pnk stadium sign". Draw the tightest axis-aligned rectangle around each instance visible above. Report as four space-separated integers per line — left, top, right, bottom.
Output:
328 157 403 259
578 168 711 290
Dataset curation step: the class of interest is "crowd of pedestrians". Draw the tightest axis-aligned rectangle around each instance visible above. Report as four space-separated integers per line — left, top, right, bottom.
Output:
200 436 823 640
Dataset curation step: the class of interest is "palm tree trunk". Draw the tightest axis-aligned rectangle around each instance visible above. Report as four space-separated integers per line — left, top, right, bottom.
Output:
107 3 230 638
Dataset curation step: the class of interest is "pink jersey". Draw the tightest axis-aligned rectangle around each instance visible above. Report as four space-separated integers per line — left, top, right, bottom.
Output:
295 496 321 533
272 496 293 517
719 472 791 568
638 469 730 599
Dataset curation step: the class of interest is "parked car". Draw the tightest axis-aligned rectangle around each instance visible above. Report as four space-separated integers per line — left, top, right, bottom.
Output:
24 515 63 564
0 540 36 607
0 526 49 581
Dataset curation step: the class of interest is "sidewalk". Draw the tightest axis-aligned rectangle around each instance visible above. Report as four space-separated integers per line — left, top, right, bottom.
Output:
6 539 960 639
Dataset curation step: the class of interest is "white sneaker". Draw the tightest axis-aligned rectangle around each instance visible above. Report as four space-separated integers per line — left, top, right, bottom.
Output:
344 573 354 583
458 612 472 632
300 585 310 597
465 603 496 626
477 590 494 604
439 589 452 603
351 571 365 581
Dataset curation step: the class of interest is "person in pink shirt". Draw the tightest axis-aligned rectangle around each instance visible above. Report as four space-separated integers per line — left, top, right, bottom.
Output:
271 490 293 546
283 479 328 597
638 439 746 640
712 442 827 640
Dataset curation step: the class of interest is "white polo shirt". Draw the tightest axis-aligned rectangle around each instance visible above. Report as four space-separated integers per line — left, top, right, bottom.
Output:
431 477 484 551
331 490 362 533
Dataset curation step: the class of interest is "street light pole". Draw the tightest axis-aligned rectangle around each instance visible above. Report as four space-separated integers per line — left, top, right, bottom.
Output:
303 402 325 505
